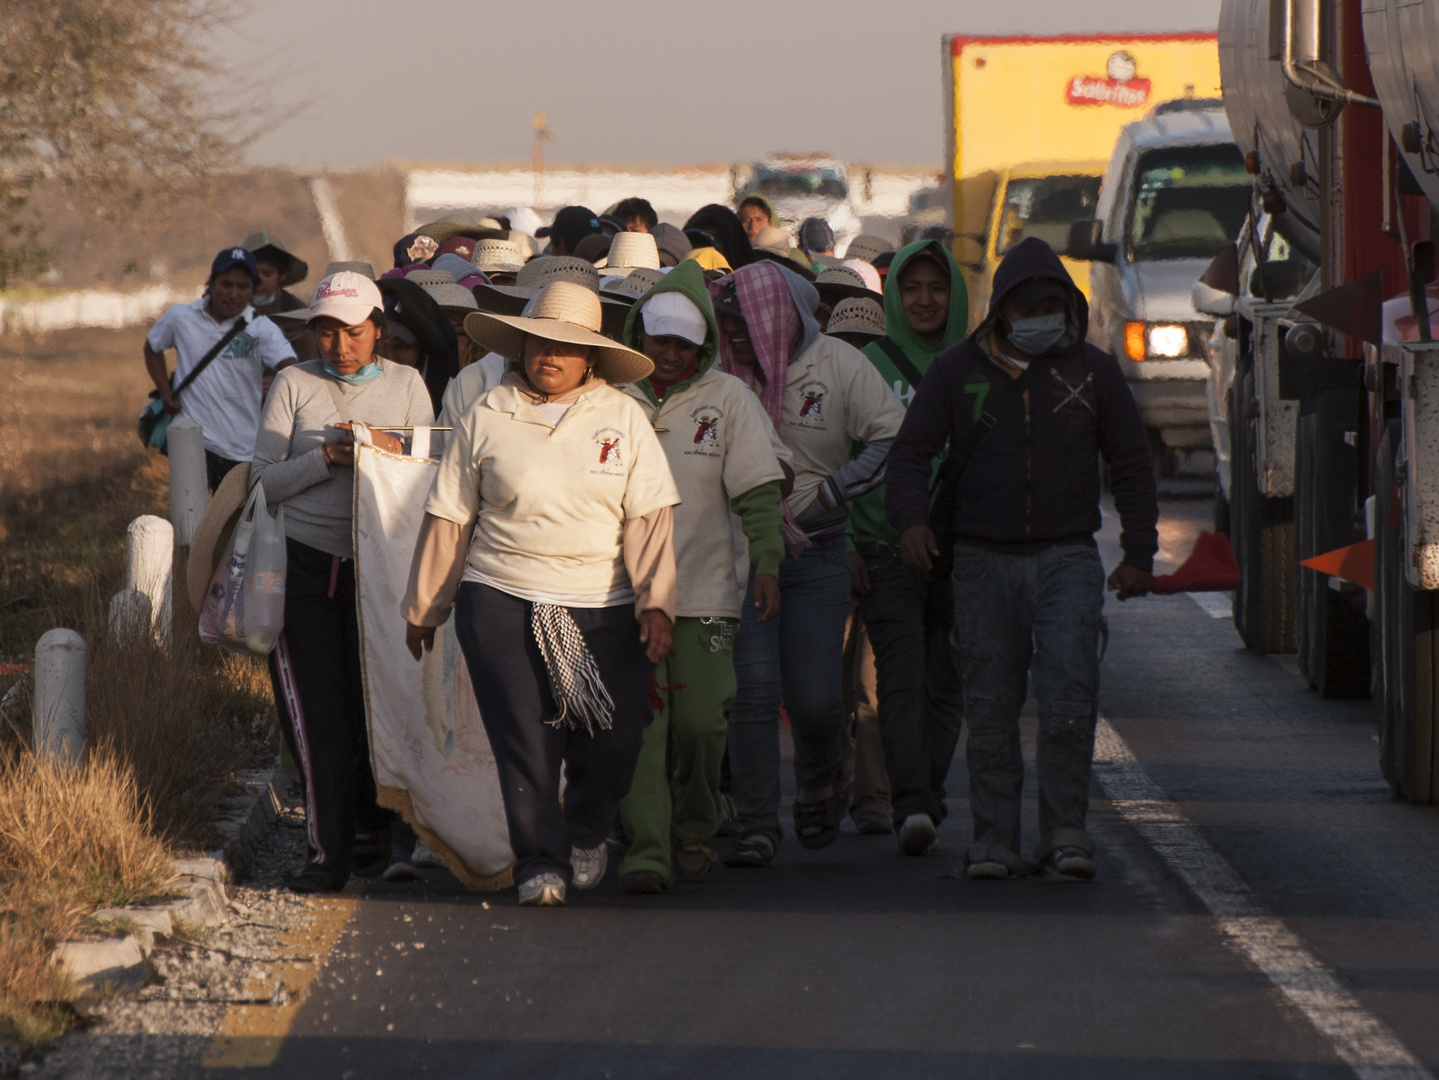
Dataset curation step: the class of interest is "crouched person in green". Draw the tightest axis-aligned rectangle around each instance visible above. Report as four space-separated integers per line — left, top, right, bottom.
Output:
616 260 787 893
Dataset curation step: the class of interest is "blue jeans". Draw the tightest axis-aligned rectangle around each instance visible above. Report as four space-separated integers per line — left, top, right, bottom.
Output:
950 542 1105 868
728 536 852 840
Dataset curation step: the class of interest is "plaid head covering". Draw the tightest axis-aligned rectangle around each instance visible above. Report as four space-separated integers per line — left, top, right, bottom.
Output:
709 260 812 556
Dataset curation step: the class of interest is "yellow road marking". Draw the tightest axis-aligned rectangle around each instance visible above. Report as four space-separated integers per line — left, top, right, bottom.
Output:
201 897 356 1069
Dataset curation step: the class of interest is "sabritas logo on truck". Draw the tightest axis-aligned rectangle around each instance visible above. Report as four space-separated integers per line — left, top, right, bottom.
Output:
1065 51 1151 108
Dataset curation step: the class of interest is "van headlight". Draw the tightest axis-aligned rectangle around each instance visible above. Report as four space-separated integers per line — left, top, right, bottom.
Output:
1124 321 1189 361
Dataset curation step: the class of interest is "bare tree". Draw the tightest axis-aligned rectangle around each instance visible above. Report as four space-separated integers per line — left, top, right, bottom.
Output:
0 0 257 288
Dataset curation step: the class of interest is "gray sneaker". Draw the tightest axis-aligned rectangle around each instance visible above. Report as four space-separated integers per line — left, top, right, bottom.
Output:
897 813 938 856
1050 847 1096 880
570 843 609 890
411 841 445 868
518 872 566 906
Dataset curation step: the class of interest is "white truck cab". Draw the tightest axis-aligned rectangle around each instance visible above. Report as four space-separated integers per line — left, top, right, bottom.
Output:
1068 101 1250 475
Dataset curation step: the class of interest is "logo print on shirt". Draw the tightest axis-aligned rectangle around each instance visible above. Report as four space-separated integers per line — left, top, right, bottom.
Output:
592 427 625 471
685 405 724 458
790 380 830 431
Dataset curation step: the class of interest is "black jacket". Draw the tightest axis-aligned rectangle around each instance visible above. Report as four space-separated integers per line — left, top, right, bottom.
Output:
884 238 1159 571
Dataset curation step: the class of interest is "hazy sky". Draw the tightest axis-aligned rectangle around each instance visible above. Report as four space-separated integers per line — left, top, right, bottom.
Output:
218 0 1223 168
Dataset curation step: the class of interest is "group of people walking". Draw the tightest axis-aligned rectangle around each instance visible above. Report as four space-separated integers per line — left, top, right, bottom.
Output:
144 201 1159 906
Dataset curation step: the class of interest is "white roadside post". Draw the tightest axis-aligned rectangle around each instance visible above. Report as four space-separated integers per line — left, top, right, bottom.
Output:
166 416 208 650
107 589 153 645
34 629 86 765
125 514 173 642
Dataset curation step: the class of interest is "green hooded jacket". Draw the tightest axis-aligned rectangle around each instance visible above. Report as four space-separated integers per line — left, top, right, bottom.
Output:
847 239 970 547
623 258 719 404
622 258 786 579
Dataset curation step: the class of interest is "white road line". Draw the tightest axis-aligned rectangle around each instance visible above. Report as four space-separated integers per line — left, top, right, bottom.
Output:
1187 591 1234 619
1093 719 1432 1080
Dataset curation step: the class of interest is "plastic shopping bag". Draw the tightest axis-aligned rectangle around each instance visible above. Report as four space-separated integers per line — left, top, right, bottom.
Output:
200 480 287 655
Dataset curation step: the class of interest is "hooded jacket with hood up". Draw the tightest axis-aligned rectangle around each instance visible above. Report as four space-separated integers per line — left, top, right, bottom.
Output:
620 260 787 617
884 238 1158 570
848 239 970 547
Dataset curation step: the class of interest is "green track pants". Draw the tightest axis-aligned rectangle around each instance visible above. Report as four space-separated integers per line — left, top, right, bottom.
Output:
619 616 738 884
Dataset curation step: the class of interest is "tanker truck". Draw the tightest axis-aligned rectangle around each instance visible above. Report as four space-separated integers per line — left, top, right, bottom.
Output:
1211 0 1439 801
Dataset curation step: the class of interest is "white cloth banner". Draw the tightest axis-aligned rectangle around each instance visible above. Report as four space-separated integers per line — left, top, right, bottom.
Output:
352 436 514 889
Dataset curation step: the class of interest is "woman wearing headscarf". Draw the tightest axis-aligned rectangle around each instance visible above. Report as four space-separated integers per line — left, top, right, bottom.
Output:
846 239 970 858
712 260 906 866
251 272 436 893
612 260 787 893
403 281 680 907
684 204 755 271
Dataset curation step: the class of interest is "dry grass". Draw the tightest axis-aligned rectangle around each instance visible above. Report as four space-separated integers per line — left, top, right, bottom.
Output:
0 325 277 1050
0 746 174 1048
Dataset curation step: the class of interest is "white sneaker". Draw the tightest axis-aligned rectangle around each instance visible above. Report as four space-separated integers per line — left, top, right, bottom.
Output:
570 843 608 890
411 841 445 868
897 813 938 856
518 872 566 906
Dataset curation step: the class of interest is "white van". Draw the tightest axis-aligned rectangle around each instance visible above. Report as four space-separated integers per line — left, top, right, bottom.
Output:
1068 100 1251 476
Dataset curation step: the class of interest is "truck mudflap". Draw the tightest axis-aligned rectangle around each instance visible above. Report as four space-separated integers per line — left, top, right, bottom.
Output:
1291 349 1369 698
1229 302 1298 654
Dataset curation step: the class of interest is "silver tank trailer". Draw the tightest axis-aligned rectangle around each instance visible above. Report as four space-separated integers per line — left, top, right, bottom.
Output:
1217 0 1323 251
1363 0 1439 208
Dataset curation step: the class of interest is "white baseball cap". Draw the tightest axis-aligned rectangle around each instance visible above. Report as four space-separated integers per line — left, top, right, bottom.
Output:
307 271 383 325
640 292 708 346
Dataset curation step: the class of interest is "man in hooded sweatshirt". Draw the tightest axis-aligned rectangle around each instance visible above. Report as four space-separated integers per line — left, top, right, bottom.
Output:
885 237 1158 881
847 240 970 856
614 261 788 892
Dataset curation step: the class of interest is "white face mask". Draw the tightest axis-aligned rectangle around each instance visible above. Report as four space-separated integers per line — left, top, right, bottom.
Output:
253 292 277 307
1006 312 1066 356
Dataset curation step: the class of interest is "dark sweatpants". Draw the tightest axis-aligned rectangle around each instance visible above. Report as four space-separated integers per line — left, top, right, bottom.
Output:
205 451 241 493
453 582 654 887
268 538 389 882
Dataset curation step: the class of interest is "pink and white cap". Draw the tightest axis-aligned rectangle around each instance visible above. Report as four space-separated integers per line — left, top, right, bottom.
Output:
307 271 383 325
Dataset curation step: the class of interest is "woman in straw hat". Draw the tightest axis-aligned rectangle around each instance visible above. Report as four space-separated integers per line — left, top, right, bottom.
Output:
610 260 788 894
403 280 680 907
251 271 436 894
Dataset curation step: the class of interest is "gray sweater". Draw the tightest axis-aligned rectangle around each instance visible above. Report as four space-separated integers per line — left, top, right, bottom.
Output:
251 359 435 556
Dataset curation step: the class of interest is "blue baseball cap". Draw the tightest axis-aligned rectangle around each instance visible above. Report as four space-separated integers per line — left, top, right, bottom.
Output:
211 246 259 282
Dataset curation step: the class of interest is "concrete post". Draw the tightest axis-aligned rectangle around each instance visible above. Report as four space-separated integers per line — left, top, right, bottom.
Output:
166 416 208 652
34 629 86 765
125 515 173 642
166 416 208 547
107 589 153 645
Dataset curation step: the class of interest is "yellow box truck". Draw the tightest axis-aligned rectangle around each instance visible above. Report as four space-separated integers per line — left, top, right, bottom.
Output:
943 33 1222 324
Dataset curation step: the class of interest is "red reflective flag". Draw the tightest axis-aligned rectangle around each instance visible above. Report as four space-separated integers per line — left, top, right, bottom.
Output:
1151 531 1241 595
1300 539 1375 593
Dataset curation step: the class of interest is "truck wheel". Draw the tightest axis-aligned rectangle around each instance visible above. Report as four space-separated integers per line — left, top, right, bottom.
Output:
1376 420 1439 804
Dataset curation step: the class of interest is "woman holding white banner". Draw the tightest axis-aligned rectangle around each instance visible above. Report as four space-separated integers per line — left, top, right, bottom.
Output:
252 271 435 894
403 280 679 907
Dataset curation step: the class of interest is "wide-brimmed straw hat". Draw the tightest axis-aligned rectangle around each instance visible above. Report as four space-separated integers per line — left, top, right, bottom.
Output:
600 267 667 304
187 464 251 612
325 260 375 279
598 232 661 275
473 238 527 274
814 265 880 305
243 232 309 286
474 256 602 314
463 281 653 384
826 296 886 339
406 270 477 314
414 215 508 246
845 234 896 264
752 226 792 256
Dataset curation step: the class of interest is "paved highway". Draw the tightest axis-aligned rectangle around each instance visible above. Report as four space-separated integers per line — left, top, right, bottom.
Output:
233 499 1439 1079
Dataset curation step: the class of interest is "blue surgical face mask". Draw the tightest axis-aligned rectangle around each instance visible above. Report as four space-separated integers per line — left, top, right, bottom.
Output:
324 361 383 385
1006 312 1067 356
252 292 277 307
